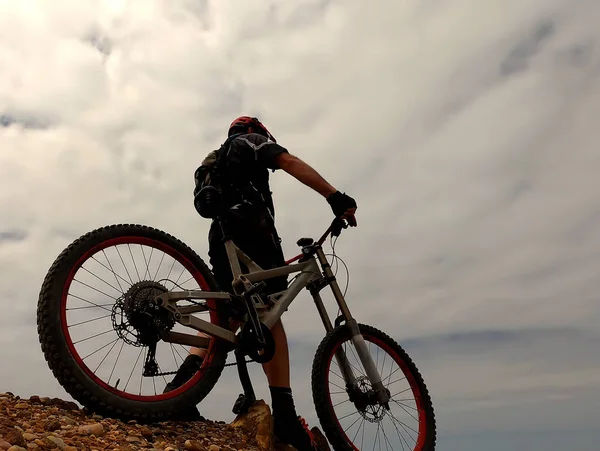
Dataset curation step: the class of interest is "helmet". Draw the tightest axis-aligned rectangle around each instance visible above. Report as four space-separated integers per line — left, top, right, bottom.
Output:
228 116 277 142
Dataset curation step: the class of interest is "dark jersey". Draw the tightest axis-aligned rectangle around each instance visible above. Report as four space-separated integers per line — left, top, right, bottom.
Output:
202 133 290 293
199 132 288 218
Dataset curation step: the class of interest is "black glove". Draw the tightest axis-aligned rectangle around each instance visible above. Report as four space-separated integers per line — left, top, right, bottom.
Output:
327 191 357 218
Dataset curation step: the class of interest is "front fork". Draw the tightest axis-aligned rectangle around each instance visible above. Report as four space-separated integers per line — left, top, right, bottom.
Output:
312 247 391 406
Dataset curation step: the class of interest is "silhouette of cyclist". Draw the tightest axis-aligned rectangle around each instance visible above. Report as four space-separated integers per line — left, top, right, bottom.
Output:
166 116 357 450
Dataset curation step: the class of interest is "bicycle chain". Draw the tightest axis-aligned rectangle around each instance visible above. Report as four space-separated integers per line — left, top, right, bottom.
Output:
150 294 258 377
154 358 256 377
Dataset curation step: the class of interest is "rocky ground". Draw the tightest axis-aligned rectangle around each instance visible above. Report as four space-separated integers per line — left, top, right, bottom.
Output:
0 393 330 451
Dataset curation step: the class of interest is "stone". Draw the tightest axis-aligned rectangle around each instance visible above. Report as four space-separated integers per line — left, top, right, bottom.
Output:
60 417 76 426
230 400 273 451
43 420 61 432
78 423 105 437
310 427 331 451
13 404 28 410
3 431 25 448
48 399 78 411
7 447 27 451
0 440 11 451
46 436 66 450
208 446 220 451
184 440 206 451
20 434 36 442
125 436 142 443
138 427 153 440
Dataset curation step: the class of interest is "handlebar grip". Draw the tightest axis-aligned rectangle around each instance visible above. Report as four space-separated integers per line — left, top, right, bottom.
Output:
317 217 348 245
331 218 348 238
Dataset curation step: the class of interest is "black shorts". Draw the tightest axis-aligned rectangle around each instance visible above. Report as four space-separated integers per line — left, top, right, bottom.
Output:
207 211 288 295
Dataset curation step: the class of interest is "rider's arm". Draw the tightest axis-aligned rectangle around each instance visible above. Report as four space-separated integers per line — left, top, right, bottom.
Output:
274 152 337 198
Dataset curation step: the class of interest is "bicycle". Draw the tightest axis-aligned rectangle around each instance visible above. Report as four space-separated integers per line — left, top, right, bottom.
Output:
37 212 437 451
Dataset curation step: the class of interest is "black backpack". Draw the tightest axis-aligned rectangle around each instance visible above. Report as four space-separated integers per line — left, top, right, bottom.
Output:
193 135 266 219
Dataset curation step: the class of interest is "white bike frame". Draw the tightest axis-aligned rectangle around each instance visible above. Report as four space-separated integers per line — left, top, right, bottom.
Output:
154 220 390 403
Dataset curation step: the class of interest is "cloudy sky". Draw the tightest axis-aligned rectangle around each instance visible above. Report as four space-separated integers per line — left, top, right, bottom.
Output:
1 0 600 449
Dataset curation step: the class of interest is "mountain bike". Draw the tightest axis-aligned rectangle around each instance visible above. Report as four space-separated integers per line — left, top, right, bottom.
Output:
37 213 436 451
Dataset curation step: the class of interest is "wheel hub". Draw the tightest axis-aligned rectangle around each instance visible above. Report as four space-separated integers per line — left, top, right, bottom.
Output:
348 376 387 423
112 281 175 346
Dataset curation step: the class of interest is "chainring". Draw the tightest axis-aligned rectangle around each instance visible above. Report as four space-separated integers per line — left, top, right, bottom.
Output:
239 321 276 364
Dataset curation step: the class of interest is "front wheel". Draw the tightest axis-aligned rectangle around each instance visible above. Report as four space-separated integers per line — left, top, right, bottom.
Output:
312 324 436 451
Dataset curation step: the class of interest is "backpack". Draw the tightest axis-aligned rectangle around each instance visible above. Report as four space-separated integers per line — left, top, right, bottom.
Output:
193 135 266 219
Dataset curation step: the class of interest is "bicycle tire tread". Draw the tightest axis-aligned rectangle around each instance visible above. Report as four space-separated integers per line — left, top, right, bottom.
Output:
37 223 229 422
311 323 437 450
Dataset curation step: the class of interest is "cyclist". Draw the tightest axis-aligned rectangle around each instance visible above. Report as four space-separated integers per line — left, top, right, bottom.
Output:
165 116 357 450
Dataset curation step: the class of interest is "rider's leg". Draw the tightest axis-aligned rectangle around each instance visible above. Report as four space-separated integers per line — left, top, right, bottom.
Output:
163 223 230 394
261 318 290 386
260 301 320 449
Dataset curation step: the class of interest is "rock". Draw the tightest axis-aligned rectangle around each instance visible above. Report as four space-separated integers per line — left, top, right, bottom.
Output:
0 440 11 450
3 430 25 448
46 436 66 450
28 397 40 405
20 434 36 442
7 447 27 451
43 419 61 432
13 404 28 410
60 417 76 426
310 427 331 451
78 423 104 437
64 447 77 451
47 399 78 411
138 427 153 440
208 446 220 451
184 440 206 451
125 436 143 443
230 400 272 451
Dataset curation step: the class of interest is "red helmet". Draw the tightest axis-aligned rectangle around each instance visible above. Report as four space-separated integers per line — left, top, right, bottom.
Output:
228 116 277 142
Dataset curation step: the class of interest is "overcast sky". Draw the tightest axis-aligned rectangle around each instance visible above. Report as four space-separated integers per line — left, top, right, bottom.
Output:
1 1 600 450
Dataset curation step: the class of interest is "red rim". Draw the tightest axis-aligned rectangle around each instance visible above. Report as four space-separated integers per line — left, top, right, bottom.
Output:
326 334 428 451
60 235 222 402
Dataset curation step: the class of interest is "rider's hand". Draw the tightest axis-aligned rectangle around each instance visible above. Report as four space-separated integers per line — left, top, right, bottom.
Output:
327 191 358 227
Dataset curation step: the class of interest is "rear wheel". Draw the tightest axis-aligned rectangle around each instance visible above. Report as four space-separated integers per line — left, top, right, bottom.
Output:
37 224 230 422
312 324 436 450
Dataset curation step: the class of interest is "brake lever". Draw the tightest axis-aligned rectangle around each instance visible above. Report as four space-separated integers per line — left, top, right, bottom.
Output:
331 218 348 238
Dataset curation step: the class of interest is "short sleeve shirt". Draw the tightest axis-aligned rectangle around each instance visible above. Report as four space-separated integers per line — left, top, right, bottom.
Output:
200 133 289 217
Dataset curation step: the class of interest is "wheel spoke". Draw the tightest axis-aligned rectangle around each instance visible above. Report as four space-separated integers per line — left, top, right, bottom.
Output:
127 244 141 281
69 313 112 328
115 246 134 285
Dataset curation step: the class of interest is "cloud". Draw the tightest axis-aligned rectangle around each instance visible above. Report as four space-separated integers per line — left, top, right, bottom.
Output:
1 0 600 449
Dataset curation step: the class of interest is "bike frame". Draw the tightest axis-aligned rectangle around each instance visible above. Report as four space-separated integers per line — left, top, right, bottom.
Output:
154 219 390 403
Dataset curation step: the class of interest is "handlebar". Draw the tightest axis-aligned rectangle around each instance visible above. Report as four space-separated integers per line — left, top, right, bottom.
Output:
285 218 348 265
317 217 348 245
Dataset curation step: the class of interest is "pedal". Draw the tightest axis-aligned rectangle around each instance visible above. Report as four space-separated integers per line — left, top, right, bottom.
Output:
232 392 256 415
